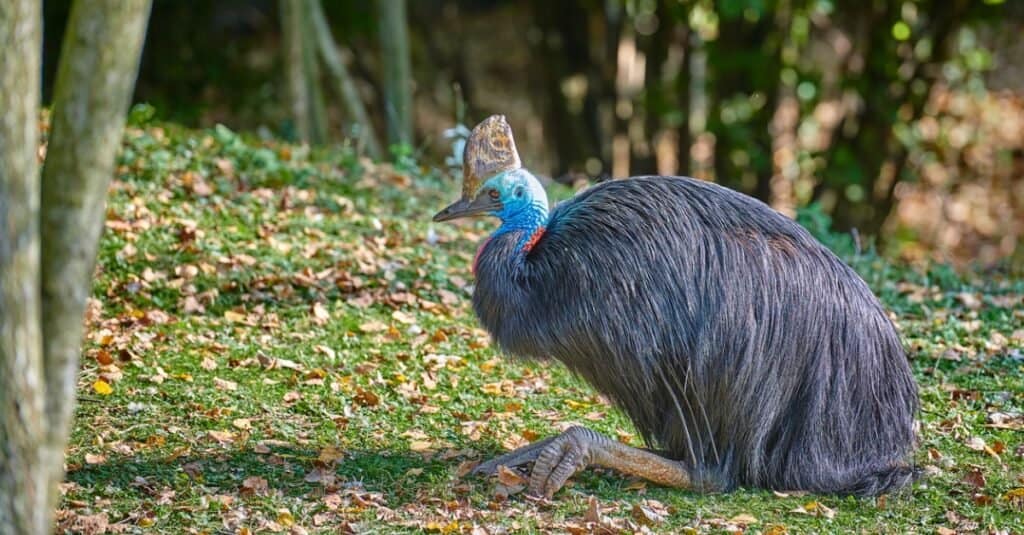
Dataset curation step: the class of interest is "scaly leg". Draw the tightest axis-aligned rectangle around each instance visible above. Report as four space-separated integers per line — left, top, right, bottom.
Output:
528 426 695 498
472 436 557 476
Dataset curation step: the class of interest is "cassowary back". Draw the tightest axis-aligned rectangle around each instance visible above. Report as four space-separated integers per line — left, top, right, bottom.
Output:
472 176 919 496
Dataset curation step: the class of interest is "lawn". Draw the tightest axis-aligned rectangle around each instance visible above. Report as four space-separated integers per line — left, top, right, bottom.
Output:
59 120 1024 534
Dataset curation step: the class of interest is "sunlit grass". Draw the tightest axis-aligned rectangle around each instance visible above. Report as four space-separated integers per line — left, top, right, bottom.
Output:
61 123 1024 533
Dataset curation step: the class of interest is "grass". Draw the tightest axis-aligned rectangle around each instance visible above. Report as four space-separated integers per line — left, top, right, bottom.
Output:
60 119 1024 534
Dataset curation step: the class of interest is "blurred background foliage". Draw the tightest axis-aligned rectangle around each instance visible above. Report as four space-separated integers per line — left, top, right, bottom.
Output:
41 0 1024 268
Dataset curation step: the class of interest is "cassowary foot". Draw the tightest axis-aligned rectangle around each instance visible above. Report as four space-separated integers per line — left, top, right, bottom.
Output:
527 426 696 498
471 436 557 476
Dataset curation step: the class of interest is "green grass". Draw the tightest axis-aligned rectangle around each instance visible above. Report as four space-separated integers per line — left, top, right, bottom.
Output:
61 121 1024 534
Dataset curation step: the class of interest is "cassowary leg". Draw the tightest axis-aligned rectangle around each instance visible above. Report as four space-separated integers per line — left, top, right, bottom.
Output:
471 436 557 476
529 426 693 498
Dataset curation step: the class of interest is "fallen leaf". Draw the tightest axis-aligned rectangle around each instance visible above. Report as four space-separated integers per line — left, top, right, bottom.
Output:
409 440 434 452
213 377 238 391
729 513 759 525
224 310 247 323
317 446 345 465
496 465 527 486
92 379 113 395
962 468 986 489
311 302 330 325
631 502 666 526
1004 488 1024 509
208 430 236 444
71 512 109 535
240 476 268 497
232 418 252 430
354 388 379 407
358 320 387 333
84 453 106 465
95 350 114 366
276 509 295 527
965 436 986 451
584 495 602 524
790 501 835 519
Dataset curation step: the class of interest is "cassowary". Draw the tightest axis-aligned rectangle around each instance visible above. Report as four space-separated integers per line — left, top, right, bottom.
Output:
433 115 919 498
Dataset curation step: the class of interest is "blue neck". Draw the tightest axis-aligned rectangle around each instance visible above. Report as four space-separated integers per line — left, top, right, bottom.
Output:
494 201 548 249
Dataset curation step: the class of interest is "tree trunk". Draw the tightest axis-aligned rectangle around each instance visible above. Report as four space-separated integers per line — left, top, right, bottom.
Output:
377 0 413 147
529 0 607 181
820 0 966 234
39 0 151 523
0 1 47 532
707 9 783 199
309 0 382 158
281 0 327 144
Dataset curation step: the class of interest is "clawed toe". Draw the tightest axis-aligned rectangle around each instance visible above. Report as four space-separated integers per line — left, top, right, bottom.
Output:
528 427 593 498
471 436 557 477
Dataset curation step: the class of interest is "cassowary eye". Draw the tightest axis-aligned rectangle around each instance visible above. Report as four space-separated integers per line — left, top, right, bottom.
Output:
515 188 524 198
488 189 500 200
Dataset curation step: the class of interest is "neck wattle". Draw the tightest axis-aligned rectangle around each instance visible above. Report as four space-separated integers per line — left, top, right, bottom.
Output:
473 201 548 275
496 201 548 253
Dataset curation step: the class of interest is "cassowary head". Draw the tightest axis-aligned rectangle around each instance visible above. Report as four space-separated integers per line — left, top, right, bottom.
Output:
433 116 548 226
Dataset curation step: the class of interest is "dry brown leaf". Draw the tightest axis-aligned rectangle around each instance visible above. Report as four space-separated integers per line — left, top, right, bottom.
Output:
354 388 380 407
208 430 236 444
496 465 528 487
729 513 759 525
962 468 986 489
409 440 434 452
240 476 268 497
311 302 330 325
224 310 246 323
790 501 835 519
359 320 388 333
631 502 667 526
213 377 238 391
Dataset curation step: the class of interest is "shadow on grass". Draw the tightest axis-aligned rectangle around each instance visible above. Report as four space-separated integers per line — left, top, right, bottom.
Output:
65 444 491 503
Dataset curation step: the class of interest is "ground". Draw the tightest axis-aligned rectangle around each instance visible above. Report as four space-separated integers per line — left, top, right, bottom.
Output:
59 121 1024 534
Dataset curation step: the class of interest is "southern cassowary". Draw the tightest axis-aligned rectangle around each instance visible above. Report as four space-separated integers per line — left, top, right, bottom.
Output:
433 115 919 498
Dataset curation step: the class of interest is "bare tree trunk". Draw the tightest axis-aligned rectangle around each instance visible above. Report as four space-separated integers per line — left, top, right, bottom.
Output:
0 1 47 532
281 0 327 144
39 0 151 523
309 0 382 158
377 0 413 147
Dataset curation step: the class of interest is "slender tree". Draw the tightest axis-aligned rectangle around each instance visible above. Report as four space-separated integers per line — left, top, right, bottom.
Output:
309 0 382 158
0 0 46 531
0 0 151 531
281 0 328 144
377 0 413 147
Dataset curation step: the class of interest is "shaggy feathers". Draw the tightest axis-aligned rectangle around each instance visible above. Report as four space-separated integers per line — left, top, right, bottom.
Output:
471 176 919 496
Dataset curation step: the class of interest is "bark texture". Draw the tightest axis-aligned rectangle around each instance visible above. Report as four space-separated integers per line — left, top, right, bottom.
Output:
39 0 152 522
309 0 382 158
0 1 46 532
377 0 413 146
280 0 327 144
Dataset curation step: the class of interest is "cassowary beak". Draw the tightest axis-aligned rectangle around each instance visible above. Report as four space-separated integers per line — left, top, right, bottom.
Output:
433 193 502 222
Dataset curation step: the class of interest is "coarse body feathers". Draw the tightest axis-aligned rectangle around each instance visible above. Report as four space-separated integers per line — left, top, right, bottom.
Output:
471 175 919 496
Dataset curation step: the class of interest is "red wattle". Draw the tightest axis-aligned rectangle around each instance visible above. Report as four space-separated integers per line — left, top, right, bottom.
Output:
523 227 546 252
472 237 492 275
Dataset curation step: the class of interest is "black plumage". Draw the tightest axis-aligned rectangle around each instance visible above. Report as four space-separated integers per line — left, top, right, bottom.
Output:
469 176 919 496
